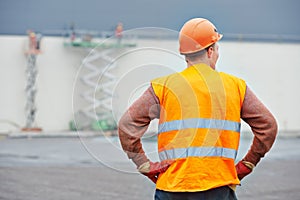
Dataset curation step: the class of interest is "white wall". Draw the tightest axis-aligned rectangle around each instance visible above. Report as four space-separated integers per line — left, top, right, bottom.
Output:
0 36 85 131
0 36 27 131
218 41 300 132
0 35 299 134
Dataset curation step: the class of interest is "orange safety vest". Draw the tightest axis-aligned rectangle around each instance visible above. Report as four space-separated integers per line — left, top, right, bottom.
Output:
151 63 246 192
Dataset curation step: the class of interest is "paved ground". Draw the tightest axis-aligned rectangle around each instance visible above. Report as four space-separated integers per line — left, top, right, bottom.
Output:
0 136 299 200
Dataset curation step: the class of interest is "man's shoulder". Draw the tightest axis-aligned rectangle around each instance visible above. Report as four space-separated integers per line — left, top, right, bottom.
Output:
151 72 180 84
219 71 245 83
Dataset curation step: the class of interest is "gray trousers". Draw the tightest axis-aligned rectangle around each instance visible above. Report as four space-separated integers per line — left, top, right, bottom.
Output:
155 186 238 200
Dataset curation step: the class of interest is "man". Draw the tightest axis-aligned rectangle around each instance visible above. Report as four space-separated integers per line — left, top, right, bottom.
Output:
115 22 123 45
118 18 277 200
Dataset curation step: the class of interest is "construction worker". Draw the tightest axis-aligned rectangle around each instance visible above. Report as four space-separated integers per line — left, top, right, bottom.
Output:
115 22 123 45
118 18 277 199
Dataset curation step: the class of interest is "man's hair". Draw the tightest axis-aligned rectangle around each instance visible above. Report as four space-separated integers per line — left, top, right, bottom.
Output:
185 43 215 62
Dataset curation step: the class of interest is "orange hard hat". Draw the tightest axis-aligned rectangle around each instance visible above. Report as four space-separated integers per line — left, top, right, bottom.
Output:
179 18 223 55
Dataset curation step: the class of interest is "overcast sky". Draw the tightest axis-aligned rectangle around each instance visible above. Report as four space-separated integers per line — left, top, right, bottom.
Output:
1 0 300 36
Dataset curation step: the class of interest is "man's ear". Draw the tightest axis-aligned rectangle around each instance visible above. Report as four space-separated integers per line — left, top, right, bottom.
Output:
207 46 214 58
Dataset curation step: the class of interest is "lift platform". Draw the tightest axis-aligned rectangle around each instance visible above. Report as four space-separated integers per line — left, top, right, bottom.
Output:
65 31 137 131
64 41 136 48
22 31 43 131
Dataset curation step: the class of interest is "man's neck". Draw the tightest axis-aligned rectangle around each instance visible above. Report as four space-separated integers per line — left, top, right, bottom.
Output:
187 60 214 70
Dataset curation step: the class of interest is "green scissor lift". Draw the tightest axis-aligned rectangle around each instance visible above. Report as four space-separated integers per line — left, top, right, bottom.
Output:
65 31 136 132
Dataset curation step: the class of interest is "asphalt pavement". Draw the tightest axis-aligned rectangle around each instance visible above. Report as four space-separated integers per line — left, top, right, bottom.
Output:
0 135 300 200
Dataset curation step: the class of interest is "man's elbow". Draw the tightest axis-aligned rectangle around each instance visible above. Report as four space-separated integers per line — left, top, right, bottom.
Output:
265 115 278 146
270 115 278 135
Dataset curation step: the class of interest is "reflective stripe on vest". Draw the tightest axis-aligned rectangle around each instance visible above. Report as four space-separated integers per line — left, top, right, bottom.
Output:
158 118 241 134
159 146 237 161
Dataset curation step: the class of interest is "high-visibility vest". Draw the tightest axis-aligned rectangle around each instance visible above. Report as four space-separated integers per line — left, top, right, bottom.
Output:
151 63 246 192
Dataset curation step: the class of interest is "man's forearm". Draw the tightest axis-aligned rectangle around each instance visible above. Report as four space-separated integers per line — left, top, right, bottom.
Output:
241 87 278 165
118 86 160 167
118 110 150 167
